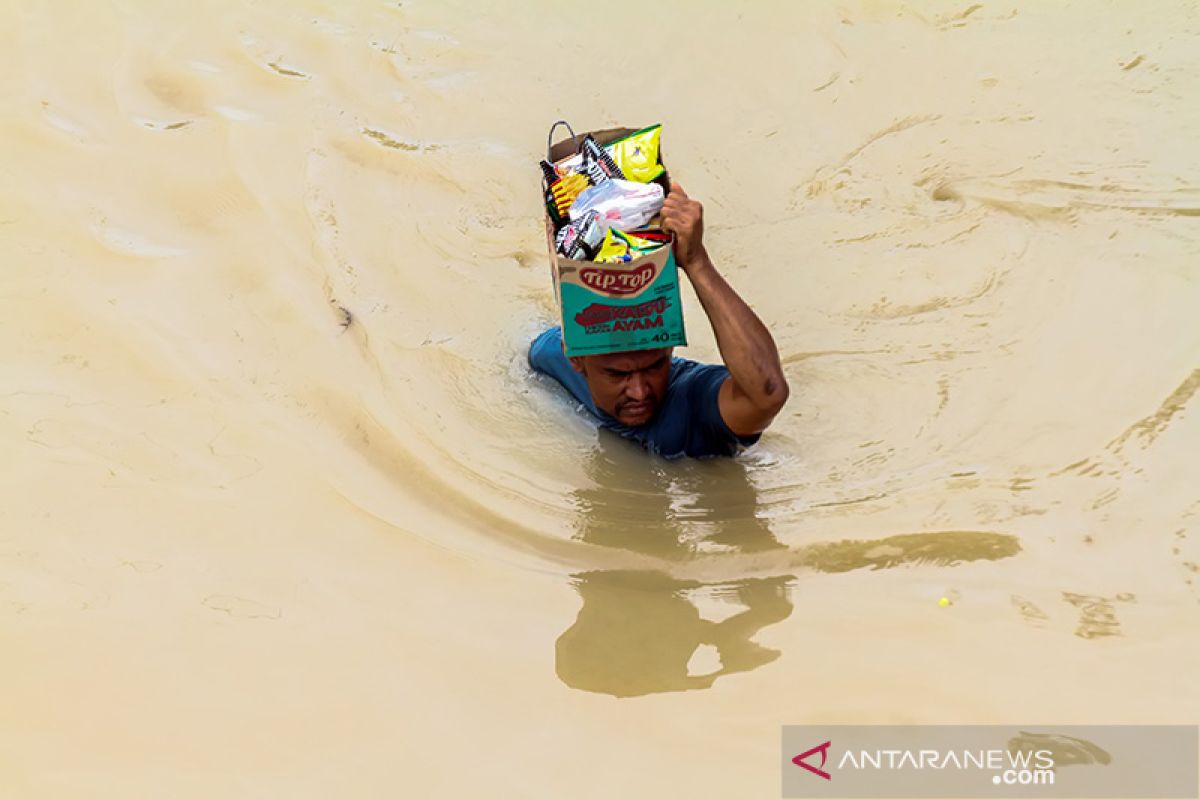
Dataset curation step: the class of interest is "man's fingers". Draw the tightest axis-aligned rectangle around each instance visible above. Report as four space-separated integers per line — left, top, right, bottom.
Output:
661 198 685 221
660 203 690 235
662 188 696 218
660 184 696 236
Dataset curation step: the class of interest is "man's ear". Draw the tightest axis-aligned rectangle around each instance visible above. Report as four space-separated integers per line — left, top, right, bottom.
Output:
568 356 586 375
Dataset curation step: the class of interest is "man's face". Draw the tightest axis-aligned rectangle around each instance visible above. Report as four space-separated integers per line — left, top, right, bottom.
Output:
570 348 672 427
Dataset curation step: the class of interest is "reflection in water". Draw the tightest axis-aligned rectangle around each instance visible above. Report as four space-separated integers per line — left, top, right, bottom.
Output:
556 432 792 697
569 431 785 560
554 434 1025 697
555 571 792 698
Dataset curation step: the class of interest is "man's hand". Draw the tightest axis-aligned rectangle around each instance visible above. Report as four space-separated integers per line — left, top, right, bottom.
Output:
660 182 706 270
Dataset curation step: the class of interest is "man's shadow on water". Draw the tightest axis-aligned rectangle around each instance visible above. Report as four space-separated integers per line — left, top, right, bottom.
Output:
553 433 1025 698
554 431 794 698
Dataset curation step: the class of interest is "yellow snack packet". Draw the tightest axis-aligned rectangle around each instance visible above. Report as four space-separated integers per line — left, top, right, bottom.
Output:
607 124 664 183
593 229 631 263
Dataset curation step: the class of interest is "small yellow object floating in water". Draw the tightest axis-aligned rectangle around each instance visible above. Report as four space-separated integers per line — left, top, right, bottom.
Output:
938 596 952 608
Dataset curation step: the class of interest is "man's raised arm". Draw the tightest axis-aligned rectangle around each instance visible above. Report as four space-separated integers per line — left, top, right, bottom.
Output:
661 183 789 437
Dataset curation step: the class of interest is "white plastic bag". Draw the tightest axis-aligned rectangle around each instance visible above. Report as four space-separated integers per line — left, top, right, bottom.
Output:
568 179 664 232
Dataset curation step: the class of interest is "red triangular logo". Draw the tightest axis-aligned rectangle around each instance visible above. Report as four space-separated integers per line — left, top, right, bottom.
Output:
792 740 832 780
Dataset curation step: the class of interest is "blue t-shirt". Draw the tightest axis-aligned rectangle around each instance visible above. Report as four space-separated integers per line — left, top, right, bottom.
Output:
528 327 761 458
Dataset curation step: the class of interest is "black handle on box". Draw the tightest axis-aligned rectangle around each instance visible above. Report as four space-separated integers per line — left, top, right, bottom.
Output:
546 120 578 161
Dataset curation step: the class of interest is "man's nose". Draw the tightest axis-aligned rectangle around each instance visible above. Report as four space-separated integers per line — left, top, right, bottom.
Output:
625 373 650 401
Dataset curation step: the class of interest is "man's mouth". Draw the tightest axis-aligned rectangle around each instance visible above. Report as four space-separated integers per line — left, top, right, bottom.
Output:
620 402 653 420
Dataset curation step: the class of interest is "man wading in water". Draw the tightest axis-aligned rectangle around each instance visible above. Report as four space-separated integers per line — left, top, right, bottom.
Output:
529 184 788 458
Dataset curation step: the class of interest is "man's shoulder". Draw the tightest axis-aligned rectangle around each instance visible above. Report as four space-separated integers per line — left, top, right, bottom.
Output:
528 326 596 412
665 357 728 396
659 358 760 457
528 326 564 370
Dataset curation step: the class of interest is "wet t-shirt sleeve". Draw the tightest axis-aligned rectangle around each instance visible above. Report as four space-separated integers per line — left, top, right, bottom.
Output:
528 326 595 410
672 361 762 457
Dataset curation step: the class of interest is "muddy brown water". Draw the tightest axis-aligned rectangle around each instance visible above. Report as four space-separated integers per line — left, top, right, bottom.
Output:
1 1 1197 796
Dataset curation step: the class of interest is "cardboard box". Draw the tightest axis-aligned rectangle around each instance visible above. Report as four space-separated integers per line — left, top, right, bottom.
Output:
545 126 687 357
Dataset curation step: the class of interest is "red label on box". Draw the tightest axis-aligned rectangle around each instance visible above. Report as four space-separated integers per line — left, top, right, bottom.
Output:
578 263 657 296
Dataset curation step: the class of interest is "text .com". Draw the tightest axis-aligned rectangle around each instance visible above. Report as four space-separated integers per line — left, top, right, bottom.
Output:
993 768 1055 786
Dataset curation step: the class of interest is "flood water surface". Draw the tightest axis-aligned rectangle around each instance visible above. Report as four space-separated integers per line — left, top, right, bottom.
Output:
1 1 1198 796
